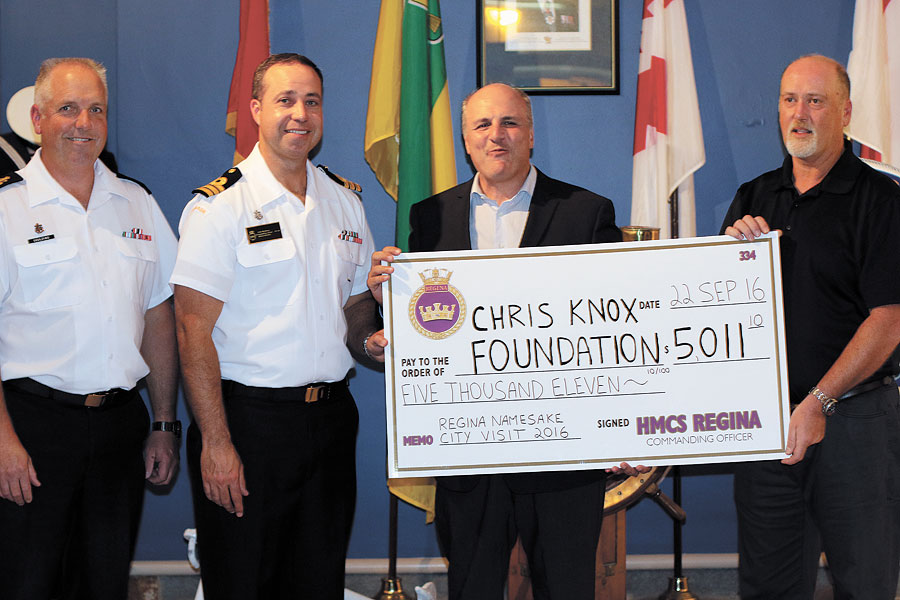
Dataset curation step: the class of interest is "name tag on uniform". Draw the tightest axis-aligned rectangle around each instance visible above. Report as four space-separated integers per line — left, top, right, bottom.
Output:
27 234 55 244
246 222 283 244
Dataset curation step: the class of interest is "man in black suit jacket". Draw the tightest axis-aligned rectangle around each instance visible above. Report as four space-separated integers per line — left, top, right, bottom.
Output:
365 83 634 600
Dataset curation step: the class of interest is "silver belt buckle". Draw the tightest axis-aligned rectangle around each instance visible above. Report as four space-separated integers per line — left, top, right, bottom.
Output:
304 385 325 403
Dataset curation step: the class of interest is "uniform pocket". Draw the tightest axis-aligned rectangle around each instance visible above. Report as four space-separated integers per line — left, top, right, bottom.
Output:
332 236 364 303
112 235 159 306
13 237 81 310
235 238 300 307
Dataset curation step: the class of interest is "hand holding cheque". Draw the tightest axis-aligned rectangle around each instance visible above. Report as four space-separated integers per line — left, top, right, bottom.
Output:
365 245 401 362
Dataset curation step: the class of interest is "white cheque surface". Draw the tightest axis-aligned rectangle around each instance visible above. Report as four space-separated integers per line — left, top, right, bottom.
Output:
383 234 790 478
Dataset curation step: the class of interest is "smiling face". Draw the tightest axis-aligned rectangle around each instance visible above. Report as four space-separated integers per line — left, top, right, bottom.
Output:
462 83 534 200
251 61 323 167
778 56 851 165
31 62 107 172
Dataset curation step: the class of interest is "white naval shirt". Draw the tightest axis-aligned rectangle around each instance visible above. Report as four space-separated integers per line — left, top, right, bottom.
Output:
0 150 177 394
170 144 373 388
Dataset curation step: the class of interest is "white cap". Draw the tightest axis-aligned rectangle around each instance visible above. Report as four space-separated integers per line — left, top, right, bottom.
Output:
6 86 40 145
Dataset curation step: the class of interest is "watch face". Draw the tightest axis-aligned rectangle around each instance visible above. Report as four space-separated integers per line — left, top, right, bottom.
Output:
823 400 837 416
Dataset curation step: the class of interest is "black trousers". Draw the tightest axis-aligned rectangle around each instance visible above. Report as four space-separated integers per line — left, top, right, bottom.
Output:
735 384 900 599
188 381 359 600
435 475 604 600
0 383 148 600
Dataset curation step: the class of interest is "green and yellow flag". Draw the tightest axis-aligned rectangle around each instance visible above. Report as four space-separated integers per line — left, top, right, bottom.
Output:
365 0 457 252
364 0 456 520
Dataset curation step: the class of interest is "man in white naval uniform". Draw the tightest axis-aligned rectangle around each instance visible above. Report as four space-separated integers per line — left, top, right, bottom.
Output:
0 57 179 600
171 53 380 599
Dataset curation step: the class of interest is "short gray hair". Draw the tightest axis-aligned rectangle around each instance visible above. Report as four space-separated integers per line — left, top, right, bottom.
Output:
34 58 108 109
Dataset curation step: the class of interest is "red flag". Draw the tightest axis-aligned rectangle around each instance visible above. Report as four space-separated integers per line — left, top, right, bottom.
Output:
631 0 705 239
846 0 899 167
226 0 270 164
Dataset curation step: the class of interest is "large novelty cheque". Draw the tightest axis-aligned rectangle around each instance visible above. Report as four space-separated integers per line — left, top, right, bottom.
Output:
383 234 791 478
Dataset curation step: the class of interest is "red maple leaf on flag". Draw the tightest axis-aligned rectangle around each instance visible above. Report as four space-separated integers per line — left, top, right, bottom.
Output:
633 55 667 155
645 0 676 16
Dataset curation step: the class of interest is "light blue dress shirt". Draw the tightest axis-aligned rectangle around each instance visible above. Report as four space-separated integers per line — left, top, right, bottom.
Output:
469 165 536 250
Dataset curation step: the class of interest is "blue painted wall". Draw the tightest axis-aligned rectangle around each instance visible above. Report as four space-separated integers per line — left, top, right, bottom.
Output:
0 0 854 560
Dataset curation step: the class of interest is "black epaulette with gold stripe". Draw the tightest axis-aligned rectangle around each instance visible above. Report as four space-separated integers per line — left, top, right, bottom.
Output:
193 167 242 198
116 172 152 195
317 165 361 193
0 172 23 189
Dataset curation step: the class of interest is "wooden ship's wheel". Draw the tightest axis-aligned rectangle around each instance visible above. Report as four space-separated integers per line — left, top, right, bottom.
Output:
604 466 684 519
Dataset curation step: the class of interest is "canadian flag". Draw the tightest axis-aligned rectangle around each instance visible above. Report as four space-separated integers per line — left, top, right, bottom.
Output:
846 0 900 167
631 0 705 239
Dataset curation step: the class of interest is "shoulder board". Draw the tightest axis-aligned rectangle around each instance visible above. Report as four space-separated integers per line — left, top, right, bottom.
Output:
193 167 242 198
116 172 152 195
0 172 23 190
317 165 361 193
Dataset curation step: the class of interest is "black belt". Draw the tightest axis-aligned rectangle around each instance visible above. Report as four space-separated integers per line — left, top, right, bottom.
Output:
221 377 348 404
4 378 136 408
839 376 896 400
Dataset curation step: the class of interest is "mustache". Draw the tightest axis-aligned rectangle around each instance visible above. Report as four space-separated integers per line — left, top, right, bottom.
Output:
789 121 815 133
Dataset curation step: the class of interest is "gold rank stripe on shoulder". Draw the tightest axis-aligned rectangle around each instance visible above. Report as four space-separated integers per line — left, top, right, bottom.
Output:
317 165 362 193
0 172 23 189
192 167 242 198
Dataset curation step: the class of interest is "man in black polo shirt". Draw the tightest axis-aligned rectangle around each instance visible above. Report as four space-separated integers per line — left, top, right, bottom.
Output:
722 54 900 599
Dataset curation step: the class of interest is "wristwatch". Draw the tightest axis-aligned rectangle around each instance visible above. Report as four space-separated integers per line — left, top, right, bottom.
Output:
152 420 182 437
808 387 838 416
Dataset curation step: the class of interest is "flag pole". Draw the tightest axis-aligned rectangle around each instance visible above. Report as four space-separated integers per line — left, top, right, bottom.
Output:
657 192 698 600
668 189 679 239
374 494 413 600
657 464 697 600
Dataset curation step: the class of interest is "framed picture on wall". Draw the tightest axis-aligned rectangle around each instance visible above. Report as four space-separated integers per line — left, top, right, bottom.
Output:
477 0 619 94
